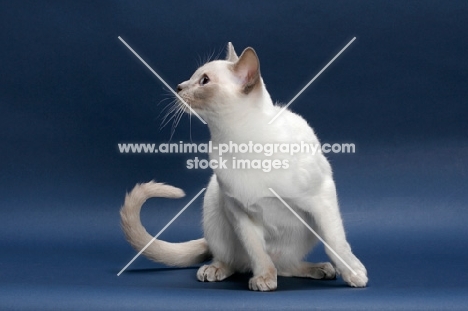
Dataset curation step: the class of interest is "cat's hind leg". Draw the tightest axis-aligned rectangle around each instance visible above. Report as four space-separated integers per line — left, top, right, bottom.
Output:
279 262 336 280
197 260 234 282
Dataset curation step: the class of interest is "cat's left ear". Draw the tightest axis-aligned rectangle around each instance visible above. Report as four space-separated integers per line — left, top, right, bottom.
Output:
232 48 261 94
226 42 239 62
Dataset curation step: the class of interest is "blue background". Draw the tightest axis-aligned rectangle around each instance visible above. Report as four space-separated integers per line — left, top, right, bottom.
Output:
1 1 467 310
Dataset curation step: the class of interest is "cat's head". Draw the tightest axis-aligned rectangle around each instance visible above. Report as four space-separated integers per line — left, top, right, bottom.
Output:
176 43 266 116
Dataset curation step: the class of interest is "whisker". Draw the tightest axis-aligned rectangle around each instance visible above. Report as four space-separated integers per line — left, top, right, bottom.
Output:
207 49 215 63
173 106 185 129
196 53 202 68
169 106 185 140
156 98 173 120
210 48 216 61
202 48 215 65
214 45 224 61
189 107 193 142
160 99 181 129
161 107 180 129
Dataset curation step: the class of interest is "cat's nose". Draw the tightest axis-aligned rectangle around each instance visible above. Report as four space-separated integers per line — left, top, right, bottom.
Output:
176 84 183 93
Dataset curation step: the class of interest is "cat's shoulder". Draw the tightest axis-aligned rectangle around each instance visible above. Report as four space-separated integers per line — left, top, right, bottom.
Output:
271 104 310 126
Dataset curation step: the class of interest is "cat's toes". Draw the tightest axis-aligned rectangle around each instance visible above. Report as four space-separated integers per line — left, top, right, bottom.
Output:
341 267 368 288
309 262 336 280
248 269 277 291
197 264 231 282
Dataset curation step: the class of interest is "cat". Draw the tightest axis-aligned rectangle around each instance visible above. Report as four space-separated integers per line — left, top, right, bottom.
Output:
120 42 368 291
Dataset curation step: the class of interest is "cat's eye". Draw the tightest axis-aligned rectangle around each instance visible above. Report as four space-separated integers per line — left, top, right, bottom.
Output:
199 74 210 86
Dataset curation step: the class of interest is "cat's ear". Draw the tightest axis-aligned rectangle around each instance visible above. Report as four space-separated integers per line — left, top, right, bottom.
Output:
226 42 239 62
232 48 261 94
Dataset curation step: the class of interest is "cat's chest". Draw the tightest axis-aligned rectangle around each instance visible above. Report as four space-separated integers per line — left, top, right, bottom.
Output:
214 165 271 203
212 160 315 209
207 124 329 204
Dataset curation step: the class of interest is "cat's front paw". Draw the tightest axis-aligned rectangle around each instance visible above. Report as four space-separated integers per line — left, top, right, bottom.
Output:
197 263 232 282
248 268 277 291
341 266 368 288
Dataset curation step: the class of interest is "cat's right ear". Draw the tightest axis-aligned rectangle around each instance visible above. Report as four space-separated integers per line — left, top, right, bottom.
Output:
226 42 239 62
232 48 261 94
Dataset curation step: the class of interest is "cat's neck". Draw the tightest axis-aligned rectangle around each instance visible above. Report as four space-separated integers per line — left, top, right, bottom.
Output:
205 90 275 143
203 85 276 142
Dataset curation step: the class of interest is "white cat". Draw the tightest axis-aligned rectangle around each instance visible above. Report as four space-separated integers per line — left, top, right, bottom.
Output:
120 43 368 291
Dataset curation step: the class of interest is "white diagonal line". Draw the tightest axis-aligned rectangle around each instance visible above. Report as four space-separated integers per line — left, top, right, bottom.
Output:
268 37 356 124
268 188 357 276
118 36 207 125
117 187 206 276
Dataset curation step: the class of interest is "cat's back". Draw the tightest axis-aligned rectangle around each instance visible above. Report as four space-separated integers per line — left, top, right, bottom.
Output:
267 105 319 145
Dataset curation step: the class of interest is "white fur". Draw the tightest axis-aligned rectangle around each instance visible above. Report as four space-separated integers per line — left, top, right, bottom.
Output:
121 43 367 291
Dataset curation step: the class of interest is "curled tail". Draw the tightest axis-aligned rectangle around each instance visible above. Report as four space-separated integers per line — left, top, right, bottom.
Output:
120 181 211 266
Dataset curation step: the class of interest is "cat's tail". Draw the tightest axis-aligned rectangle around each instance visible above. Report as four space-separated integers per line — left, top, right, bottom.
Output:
120 181 211 267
